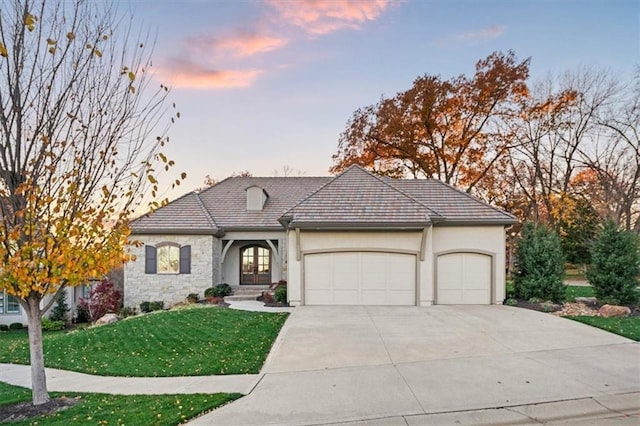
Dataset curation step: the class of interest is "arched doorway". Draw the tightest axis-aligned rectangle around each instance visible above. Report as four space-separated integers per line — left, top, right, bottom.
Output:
240 245 271 285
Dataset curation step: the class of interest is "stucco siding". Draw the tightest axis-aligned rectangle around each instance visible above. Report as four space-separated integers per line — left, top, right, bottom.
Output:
124 234 215 308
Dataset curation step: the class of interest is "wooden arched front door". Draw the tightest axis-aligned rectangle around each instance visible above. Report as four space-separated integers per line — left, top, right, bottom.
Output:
240 245 271 285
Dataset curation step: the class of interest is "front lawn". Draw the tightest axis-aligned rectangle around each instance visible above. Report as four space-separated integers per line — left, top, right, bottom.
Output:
0 306 288 376
566 316 640 341
0 381 241 425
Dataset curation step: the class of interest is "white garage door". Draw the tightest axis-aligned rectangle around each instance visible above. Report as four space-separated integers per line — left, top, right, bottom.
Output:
305 252 416 305
437 253 491 304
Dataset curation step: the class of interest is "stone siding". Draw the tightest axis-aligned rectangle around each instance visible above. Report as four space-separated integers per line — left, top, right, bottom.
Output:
124 234 215 308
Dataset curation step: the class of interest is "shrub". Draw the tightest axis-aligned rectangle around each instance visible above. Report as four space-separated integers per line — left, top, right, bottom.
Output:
9 322 23 330
0 324 9 331
513 222 566 303
79 279 123 322
187 293 199 303
206 283 233 298
505 298 517 306
274 285 287 304
49 290 70 322
75 304 90 323
119 306 137 318
139 301 151 313
41 318 65 332
587 220 640 305
149 301 164 311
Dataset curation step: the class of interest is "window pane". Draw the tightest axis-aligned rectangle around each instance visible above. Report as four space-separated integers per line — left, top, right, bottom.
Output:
257 247 269 273
157 245 180 273
242 249 253 273
0 291 4 314
7 295 19 313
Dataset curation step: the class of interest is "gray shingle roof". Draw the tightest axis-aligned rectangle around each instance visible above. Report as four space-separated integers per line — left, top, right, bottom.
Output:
131 192 218 234
392 179 517 225
131 165 516 234
280 166 434 228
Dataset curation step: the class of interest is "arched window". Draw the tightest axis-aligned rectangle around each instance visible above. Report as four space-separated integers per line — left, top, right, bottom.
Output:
145 243 191 274
157 243 180 274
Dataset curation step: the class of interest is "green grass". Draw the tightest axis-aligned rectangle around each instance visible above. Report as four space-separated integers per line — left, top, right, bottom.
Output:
0 381 241 425
566 316 640 341
0 306 288 376
564 285 595 301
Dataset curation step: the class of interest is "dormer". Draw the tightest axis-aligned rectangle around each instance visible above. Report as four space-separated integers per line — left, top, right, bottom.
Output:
246 185 269 211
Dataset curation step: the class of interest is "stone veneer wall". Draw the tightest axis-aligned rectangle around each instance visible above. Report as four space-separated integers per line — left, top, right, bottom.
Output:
124 234 216 308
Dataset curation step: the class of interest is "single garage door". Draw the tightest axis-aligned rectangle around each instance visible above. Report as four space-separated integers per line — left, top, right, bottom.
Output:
437 252 491 304
304 252 416 305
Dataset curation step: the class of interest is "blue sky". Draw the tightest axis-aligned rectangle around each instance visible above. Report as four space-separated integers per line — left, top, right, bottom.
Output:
126 0 638 201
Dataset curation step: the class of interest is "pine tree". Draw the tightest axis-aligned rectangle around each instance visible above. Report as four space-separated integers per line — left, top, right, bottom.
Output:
49 290 70 323
514 222 566 303
587 220 639 305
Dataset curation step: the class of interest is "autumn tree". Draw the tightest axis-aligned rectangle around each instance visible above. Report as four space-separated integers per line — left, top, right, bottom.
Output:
331 50 530 194
0 0 180 405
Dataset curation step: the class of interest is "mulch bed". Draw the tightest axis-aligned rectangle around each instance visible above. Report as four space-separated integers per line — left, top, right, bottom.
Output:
0 397 79 423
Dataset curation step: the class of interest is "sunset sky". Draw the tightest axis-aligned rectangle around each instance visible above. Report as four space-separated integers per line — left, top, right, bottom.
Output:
126 0 638 201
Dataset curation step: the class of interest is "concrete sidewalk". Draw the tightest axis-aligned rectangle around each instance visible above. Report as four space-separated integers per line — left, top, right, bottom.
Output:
0 363 260 395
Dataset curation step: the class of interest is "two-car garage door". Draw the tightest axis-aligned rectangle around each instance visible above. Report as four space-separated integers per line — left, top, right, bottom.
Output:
304 252 416 305
303 251 493 305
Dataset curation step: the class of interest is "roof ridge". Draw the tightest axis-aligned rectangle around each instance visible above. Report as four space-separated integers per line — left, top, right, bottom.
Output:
280 173 343 218
194 191 218 230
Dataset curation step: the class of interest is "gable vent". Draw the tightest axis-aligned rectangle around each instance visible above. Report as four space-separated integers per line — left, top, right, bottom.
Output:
246 185 269 210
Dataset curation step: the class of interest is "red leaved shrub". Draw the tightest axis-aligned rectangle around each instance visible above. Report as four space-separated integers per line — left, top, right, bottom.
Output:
78 279 123 322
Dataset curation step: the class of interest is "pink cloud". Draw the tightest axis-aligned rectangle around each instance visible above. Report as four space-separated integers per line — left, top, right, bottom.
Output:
265 0 399 35
456 25 506 41
187 32 288 57
158 59 263 89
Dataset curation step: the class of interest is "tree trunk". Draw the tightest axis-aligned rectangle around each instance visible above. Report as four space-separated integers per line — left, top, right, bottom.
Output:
26 295 50 405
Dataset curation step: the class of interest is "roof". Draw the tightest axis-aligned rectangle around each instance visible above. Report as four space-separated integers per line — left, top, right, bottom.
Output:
131 165 516 234
279 166 436 229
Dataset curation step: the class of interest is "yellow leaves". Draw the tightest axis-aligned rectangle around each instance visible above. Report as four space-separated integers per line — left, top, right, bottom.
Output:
128 71 135 81
180 172 187 180
24 13 37 31
0 43 7 58
47 38 56 45
93 48 102 58
129 85 136 94
147 175 158 184
67 32 75 41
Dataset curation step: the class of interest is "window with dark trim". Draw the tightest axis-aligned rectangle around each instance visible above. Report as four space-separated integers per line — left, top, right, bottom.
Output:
0 290 20 314
145 243 191 274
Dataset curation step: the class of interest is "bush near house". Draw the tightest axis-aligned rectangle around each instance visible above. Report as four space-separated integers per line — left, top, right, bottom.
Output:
49 290 70 322
587 220 640 305
513 222 566 303
274 285 287 304
78 279 123 322
205 283 233 298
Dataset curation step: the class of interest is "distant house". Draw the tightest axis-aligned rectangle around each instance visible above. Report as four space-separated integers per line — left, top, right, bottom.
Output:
124 165 516 308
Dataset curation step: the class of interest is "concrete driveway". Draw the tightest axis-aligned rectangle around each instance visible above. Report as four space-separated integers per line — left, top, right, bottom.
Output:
192 305 640 425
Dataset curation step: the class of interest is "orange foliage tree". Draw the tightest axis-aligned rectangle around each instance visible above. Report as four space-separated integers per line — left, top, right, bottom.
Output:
331 51 530 194
0 0 180 405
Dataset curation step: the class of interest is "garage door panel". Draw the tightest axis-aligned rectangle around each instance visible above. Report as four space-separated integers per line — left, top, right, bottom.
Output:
437 253 491 305
304 252 416 306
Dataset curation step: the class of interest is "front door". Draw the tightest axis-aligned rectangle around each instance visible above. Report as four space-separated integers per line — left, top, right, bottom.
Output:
240 245 271 285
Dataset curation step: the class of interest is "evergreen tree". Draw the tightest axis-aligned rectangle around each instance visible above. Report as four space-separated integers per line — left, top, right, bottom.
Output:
514 222 566 303
49 290 69 323
587 220 639 305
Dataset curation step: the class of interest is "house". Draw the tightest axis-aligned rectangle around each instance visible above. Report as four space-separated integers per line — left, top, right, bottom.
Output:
124 165 516 308
0 284 92 326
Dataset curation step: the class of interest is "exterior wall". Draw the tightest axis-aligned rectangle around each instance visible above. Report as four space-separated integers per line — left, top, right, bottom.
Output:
431 226 507 304
286 230 425 306
124 234 215 308
220 231 287 286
